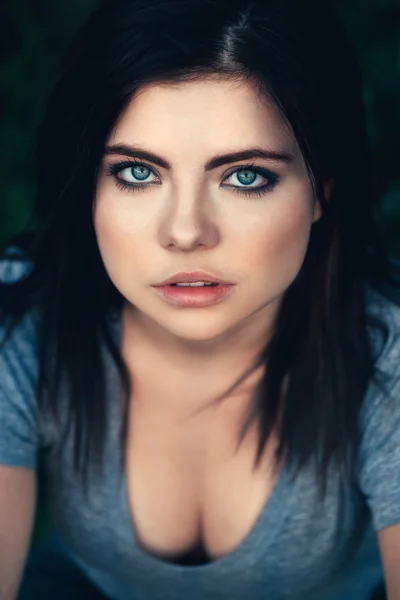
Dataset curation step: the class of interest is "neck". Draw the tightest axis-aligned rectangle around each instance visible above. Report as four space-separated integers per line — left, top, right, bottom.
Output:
120 300 278 400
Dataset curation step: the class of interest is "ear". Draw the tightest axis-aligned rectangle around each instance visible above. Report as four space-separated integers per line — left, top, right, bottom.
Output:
312 178 334 223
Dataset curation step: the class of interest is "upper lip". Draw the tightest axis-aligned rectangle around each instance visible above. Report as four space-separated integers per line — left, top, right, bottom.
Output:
153 271 233 286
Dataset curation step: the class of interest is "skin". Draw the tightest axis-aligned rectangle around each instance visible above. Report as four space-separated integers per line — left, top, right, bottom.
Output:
94 77 323 401
93 77 325 558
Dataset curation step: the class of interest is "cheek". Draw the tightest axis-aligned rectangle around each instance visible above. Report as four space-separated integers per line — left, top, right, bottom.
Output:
93 194 146 286
234 199 314 281
94 201 124 260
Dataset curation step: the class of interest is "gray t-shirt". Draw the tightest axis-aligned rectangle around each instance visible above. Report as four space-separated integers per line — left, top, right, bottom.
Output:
1 257 400 600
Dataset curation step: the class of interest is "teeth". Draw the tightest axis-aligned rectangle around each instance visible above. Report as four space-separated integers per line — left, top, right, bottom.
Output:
174 282 217 287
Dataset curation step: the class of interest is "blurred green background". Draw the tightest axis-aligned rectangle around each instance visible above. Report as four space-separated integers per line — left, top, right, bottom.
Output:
0 0 399 255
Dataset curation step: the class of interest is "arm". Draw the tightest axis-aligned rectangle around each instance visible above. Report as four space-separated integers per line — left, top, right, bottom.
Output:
0 465 37 600
378 524 400 600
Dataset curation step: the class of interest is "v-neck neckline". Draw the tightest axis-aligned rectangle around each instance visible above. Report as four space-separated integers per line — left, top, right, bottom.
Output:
109 302 290 573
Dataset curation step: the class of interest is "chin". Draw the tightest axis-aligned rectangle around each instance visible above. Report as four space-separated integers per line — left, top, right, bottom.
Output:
157 314 239 344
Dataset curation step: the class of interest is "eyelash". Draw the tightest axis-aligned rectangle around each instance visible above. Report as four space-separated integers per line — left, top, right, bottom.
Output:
105 159 280 198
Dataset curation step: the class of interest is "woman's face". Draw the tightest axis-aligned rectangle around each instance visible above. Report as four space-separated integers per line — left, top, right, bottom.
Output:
94 77 322 347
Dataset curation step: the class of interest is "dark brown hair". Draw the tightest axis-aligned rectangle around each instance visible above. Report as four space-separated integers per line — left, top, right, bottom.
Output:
1 0 399 495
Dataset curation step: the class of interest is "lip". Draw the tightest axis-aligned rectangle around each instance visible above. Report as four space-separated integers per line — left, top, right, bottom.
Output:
153 271 232 286
152 282 235 308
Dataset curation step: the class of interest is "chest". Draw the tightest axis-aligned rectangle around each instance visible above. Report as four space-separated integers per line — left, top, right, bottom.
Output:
46 384 378 598
124 384 280 562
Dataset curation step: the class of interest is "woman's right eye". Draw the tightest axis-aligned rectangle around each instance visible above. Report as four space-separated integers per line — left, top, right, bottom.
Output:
105 161 159 189
118 164 157 184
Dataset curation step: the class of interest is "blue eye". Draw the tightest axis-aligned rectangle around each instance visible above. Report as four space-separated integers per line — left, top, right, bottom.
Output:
130 165 151 181
234 169 258 186
105 160 279 197
105 160 160 191
119 164 155 183
223 165 279 197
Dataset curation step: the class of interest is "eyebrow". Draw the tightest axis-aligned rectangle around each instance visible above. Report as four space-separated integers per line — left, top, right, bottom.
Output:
104 144 294 170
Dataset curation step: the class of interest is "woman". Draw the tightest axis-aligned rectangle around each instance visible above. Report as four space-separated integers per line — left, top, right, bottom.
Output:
0 0 399 598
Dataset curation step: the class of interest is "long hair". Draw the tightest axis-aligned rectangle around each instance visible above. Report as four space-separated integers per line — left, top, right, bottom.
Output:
1 0 399 493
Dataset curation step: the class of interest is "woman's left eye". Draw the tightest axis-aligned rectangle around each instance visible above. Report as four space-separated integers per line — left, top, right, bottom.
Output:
222 166 276 191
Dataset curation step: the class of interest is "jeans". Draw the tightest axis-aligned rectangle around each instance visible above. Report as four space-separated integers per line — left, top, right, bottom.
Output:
17 533 111 600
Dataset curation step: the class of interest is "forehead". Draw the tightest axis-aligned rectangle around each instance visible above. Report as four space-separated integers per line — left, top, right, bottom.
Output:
108 77 296 154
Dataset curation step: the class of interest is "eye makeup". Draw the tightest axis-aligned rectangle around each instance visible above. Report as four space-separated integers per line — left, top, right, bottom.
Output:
104 159 280 198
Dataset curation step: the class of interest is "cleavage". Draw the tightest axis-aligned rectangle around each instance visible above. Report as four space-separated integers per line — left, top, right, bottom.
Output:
124 392 280 563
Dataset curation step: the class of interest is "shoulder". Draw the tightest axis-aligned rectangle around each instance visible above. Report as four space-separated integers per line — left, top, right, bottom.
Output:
357 282 400 530
0 252 40 424
359 282 400 435
0 244 34 282
364 282 400 408
0 252 38 361
0 254 41 467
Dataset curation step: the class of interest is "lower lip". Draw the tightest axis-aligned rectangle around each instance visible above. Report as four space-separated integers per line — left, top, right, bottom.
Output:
152 284 235 307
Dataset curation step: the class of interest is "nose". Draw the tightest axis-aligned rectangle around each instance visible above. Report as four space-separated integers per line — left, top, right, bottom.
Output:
158 186 220 252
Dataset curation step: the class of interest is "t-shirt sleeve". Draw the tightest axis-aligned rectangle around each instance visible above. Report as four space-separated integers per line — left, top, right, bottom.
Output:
0 259 39 468
358 301 400 531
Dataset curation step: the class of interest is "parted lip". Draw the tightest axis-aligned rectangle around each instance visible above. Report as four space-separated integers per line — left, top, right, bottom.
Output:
153 271 232 286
